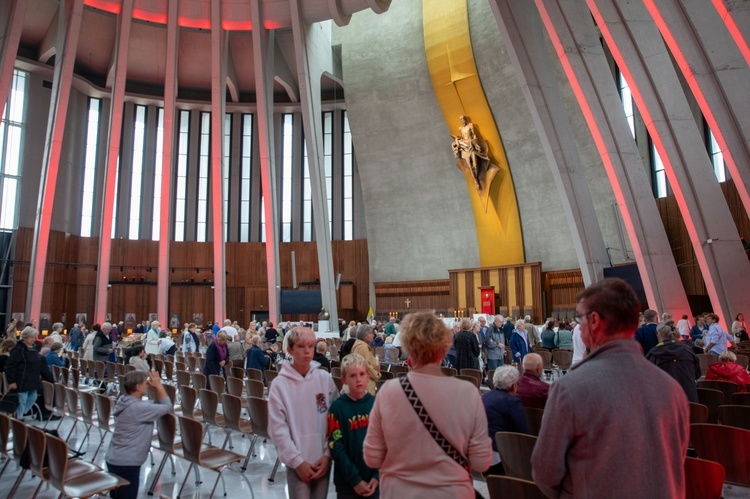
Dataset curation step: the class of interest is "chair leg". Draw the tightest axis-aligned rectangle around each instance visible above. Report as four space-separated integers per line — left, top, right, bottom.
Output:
269 456 280 482
65 418 78 443
33 478 44 496
147 453 169 495
176 463 193 499
91 429 107 463
76 424 92 455
208 467 224 499
221 430 231 450
7 469 26 499
241 435 258 471
169 454 175 475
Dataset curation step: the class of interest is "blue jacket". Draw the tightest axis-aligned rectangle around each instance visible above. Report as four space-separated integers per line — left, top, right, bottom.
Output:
634 323 658 355
69 327 83 351
245 345 269 372
509 330 529 362
482 388 529 452
45 351 67 368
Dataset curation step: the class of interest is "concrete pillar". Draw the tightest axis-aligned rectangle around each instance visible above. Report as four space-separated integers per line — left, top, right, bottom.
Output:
709 0 750 68
26 0 83 322
210 0 227 323
487 0 609 286
250 0 280 324
95 0 133 325
157 0 179 325
289 0 339 329
533 0 690 317
0 0 26 119
588 0 750 326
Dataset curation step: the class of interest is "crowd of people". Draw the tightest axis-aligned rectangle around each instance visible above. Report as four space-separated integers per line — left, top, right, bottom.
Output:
2 278 748 498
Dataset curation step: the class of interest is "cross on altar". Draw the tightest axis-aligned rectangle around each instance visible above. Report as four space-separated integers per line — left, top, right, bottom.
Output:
405 298 411 309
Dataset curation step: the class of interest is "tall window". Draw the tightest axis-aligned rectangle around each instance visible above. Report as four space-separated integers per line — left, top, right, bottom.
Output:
196 112 210 242
343 112 353 240
223 113 231 241
81 97 100 237
260 194 266 243
152 108 164 241
111 159 120 238
302 144 312 241
707 128 727 183
0 70 26 230
240 114 252 242
323 112 333 235
281 114 294 242
617 69 635 139
128 105 146 239
651 140 667 198
174 110 190 242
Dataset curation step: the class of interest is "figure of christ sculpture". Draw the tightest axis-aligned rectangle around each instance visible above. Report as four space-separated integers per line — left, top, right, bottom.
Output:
451 115 490 190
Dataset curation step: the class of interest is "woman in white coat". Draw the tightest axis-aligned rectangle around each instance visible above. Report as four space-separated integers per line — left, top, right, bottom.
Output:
144 321 161 356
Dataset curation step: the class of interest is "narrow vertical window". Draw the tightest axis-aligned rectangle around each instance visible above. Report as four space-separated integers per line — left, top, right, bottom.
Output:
111 160 120 238
152 108 164 241
617 69 635 140
651 140 667 199
707 128 727 183
174 110 190 242
223 113 231 241
0 70 27 230
343 112 353 240
323 112 333 236
196 112 210 242
260 194 266 243
128 105 147 239
239 114 252 242
281 114 293 242
302 144 312 241
81 97 100 237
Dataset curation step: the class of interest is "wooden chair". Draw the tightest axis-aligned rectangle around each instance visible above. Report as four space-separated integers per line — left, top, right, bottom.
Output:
221 393 255 470
175 369 191 388
731 392 750 406
487 369 495 390
495 432 537 481
209 374 226 394
265 369 279 390
147 413 181 496
460 368 483 387
186 356 198 372
331 367 342 378
197 357 207 371
486 475 547 499
191 372 208 392
8 417 28 497
245 378 265 399
199 388 229 447
177 415 254 498
226 376 244 397
332 376 344 393
698 379 738 402
718 404 750 430
697 388 724 424
230 366 245 379
245 368 263 383
163 361 175 383
735 354 749 370
92 393 115 462
691 423 750 486
684 456 724 499
390 364 409 375
696 354 719 376
0 412 11 480
537 350 553 370
441 366 457 377
379 371 394 381
524 407 544 436
46 431 129 498
688 402 709 424
552 350 573 370
246 396 282 482
456 374 480 390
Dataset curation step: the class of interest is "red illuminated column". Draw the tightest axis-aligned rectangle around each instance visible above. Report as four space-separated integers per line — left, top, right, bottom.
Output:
710 0 750 68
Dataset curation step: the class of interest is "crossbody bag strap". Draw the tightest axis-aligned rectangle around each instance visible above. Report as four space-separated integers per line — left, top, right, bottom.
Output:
399 375 470 475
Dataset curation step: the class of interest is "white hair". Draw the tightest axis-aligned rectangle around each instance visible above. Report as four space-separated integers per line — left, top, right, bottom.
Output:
515 319 525 328
493 366 520 391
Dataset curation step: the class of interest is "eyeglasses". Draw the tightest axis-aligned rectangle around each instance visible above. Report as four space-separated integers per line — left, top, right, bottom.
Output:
573 311 594 322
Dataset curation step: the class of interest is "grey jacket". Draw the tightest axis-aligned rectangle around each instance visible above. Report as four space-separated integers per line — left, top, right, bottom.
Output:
531 339 689 498
105 394 172 466
484 325 506 360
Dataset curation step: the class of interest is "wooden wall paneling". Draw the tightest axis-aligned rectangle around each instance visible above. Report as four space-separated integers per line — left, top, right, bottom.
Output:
465 271 474 314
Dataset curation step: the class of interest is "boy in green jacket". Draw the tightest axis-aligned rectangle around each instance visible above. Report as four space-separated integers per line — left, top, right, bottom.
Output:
327 353 379 498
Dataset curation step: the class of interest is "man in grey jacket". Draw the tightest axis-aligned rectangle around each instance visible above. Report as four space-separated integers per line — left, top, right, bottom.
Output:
531 278 689 498
106 370 172 498
484 315 506 371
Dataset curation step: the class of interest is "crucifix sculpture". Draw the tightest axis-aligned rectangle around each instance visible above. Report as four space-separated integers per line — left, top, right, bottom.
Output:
405 298 411 309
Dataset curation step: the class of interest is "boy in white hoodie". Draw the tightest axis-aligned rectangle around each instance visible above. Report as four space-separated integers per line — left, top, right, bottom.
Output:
269 327 340 498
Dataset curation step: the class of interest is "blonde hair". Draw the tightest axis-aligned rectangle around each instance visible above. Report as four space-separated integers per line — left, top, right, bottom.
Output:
340 352 367 378
401 312 451 366
285 327 315 353
719 350 737 363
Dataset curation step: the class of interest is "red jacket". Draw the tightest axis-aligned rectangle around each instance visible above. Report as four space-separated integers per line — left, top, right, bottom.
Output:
705 362 750 392
516 370 550 409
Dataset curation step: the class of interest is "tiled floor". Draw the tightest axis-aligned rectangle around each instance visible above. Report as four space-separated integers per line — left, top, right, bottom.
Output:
0 414 489 498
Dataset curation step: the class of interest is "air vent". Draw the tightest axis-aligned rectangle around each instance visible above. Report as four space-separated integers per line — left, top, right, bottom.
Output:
42 80 52 89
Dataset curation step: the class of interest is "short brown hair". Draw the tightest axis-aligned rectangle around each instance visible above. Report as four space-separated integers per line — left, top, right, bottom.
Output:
576 278 640 332
401 312 451 366
124 371 147 395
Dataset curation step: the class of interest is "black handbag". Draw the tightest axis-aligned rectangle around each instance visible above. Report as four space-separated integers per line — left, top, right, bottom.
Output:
0 391 18 415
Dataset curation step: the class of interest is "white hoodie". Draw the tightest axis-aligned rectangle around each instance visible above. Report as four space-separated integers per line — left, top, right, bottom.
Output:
268 361 339 469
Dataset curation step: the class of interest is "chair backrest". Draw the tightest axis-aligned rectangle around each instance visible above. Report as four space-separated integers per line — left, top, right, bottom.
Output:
209 374 225 394
197 357 207 371
191 372 207 391
735 354 749 370
45 432 70 491
226 376 244 397
94 393 113 430
441 366 457 377
524 407 544 436
384 348 400 363
186 356 198 372
26 424 47 478
332 376 344 393
379 371 394 381
177 416 204 464
164 361 175 381
230 366 244 380
179 385 197 418
153 359 165 375
175 361 187 372
330 367 342 378
691 423 750 486
163 384 177 405
79 391 95 425
552 350 573 370
495 432 537 481
245 368 263 382
0 412 10 456
460 368 483 386
42 380 55 412
688 402 709 424
246 396 270 439
265 369 279 389
53 383 67 413
155 412 177 452
390 365 409 375
698 379 738 401
717 404 750 430
221 393 244 432
731 392 750 406
696 354 720 376
70 368 80 387
537 351 553 369
10 416 27 461
198 389 221 425
455 374 480 389
175 370 191 387
64 387 79 418
106 362 117 378
486 475 547 499
95 361 105 379
684 456 724 499
697 388 724 423
245 378 265 399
